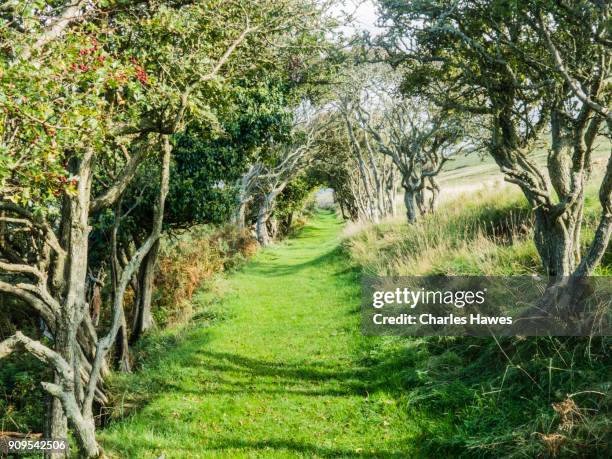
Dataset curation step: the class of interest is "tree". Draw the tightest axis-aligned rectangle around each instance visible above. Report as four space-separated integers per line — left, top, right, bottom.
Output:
331 72 399 224
0 0 329 455
99 77 297 347
377 0 611 278
527 1 611 277
309 119 363 221
274 176 317 235
251 112 323 245
345 65 468 223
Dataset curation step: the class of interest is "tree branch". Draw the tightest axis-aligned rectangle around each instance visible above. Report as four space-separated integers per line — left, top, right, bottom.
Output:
0 280 58 324
90 147 147 214
20 0 91 61
83 135 171 418
0 332 72 379
537 13 611 122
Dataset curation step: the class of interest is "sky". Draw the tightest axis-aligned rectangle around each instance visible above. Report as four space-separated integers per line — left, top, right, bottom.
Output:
330 0 383 37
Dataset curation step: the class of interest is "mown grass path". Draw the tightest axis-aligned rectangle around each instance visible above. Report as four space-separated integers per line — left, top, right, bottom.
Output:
101 211 415 458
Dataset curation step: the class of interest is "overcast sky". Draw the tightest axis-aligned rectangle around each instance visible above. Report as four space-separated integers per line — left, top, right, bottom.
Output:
330 0 382 37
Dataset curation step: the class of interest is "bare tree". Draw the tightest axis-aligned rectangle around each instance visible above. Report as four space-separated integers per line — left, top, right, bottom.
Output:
335 65 468 223
340 106 397 223
357 97 465 223
253 119 320 245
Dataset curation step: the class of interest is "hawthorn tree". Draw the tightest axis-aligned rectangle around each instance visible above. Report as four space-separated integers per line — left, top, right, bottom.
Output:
274 176 317 234
527 1 611 277
308 119 362 221
332 75 399 224
0 0 330 456
249 113 324 246
90 76 299 351
341 65 469 223
377 0 611 277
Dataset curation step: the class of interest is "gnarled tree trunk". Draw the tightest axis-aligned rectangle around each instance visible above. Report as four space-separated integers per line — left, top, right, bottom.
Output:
47 150 95 455
403 187 418 224
533 205 582 277
256 198 272 246
131 239 159 342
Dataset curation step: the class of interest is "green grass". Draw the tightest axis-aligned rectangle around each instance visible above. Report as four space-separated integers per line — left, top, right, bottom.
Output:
347 192 612 458
100 211 420 458
351 188 610 277
349 190 539 276
100 187 611 458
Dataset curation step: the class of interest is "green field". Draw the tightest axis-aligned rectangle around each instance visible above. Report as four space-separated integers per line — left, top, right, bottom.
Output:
438 137 610 189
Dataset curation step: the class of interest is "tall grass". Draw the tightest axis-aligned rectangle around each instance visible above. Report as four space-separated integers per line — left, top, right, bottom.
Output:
346 189 612 458
348 188 608 277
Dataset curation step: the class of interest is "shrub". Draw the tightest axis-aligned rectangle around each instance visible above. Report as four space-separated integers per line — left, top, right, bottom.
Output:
153 225 257 327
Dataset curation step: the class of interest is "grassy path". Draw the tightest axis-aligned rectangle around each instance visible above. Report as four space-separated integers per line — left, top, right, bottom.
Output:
101 211 415 458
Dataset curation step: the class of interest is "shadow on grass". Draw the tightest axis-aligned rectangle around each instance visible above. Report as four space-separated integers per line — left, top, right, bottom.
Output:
108 334 426 417
199 437 408 458
101 435 411 458
101 210 422 456
246 244 351 278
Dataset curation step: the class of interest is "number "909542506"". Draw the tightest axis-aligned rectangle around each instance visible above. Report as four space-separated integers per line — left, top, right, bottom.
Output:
0 437 68 455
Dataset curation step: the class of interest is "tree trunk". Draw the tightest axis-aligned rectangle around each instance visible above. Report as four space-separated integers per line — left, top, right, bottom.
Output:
403 188 418 224
256 201 271 246
47 151 95 455
256 187 285 246
77 315 109 399
339 199 347 219
114 309 131 372
386 179 397 217
131 239 159 342
234 200 248 230
268 217 278 239
415 188 426 216
72 418 100 459
75 137 172 459
533 206 582 276
574 152 612 277
427 177 439 213
234 163 260 230
44 389 67 459
530 105 600 278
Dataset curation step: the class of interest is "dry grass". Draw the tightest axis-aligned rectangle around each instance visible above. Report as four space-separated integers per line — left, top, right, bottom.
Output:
345 186 611 458
154 225 257 326
347 188 539 276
